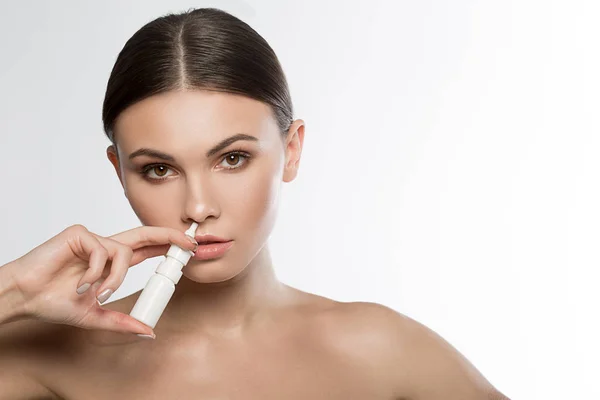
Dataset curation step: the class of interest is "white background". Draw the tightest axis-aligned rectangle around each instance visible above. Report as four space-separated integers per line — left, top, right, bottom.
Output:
1 1 598 398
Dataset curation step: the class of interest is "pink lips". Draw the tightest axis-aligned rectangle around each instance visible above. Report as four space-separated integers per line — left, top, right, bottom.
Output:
194 234 229 244
192 234 233 260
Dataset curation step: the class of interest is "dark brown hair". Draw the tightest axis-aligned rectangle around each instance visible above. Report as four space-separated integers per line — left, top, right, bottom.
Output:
102 8 293 143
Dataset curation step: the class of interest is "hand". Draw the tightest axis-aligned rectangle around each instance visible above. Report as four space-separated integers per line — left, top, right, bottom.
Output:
5 224 198 336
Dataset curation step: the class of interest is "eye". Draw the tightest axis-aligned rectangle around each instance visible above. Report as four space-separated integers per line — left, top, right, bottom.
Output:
141 164 175 181
218 151 251 170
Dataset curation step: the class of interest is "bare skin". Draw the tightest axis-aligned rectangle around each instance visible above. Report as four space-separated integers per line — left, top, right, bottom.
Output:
0 283 506 399
0 90 509 399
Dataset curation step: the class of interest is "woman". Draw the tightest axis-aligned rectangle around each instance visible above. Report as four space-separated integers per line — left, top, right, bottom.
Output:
0 7 509 399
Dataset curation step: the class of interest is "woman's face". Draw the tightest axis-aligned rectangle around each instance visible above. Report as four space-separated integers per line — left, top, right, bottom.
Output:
107 89 303 283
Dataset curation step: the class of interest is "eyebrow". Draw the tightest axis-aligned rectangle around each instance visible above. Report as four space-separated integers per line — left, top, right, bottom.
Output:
128 133 259 162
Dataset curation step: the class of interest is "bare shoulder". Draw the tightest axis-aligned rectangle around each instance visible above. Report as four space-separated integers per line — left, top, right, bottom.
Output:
0 318 71 400
0 295 142 400
294 296 510 400
298 299 421 365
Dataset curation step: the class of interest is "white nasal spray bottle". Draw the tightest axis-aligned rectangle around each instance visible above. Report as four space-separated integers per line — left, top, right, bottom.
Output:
129 222 198 329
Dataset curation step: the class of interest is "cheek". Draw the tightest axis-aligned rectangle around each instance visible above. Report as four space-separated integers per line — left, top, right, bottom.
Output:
225 160 282 232
123 178 181 226
245 174 279 225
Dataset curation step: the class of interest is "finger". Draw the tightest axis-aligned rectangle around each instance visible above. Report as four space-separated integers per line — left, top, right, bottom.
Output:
129 244 171 266
77 238 126 294
108 226 198 252
92 237 134 304
94 239 171 267
88 233 170 267
57 225 103 267
67 232 110 294
90 238 170 272
79 306 154 336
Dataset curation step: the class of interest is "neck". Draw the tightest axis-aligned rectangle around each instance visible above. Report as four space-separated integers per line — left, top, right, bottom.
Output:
157 244 288 336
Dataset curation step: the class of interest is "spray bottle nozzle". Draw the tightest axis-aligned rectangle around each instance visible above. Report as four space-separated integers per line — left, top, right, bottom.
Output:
185 222 199 239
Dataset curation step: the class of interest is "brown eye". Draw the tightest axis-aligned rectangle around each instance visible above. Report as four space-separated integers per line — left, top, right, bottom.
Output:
141 164 175 182
219 151 250 170
153 166 168 176
226 154 240 166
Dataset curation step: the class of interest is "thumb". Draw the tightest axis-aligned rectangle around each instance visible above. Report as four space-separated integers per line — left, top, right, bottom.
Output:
81 306 155 337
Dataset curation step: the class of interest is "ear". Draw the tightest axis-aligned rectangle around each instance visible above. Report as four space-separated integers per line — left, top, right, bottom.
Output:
106 145 127 195
282 119 305 183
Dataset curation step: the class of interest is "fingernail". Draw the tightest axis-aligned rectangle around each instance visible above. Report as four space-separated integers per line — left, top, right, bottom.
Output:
76 282 91 294
187 235 198 246
97 288 113 304
136 333 156 339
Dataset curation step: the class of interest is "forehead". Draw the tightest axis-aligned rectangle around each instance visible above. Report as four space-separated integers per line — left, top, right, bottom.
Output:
113 89 278 150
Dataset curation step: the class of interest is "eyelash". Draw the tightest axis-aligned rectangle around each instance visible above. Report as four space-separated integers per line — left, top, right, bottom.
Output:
139 150 252 183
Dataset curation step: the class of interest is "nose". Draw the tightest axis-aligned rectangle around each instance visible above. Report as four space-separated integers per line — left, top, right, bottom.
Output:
181 178 220 224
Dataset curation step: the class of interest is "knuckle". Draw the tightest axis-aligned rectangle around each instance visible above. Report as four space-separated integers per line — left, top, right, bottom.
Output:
140 230 150 242
111 241 133 260
125 249 134 262
121 245 134 258
96 246 109 258
67 224 88 234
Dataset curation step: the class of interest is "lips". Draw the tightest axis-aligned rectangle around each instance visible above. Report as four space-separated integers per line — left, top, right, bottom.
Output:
194 234 230 244
191 235 234 260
